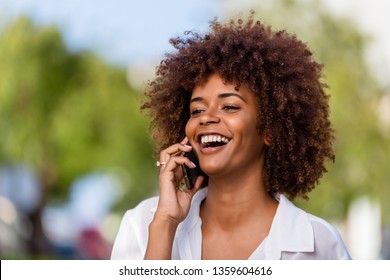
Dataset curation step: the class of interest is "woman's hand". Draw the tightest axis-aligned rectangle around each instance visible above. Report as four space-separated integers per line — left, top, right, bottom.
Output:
154 137 204 226
144 137 204 259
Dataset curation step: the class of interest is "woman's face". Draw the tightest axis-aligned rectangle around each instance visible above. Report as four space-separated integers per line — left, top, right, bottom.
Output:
185 73 266 177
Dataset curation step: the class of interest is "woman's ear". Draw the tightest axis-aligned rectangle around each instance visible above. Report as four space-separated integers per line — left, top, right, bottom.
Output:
264 135 272 146
262 129 272 146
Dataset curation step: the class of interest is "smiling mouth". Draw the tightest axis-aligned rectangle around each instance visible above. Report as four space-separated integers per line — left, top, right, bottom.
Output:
200 134 231 148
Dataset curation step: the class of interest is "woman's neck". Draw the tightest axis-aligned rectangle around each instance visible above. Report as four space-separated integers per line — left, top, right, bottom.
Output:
199 171 278 260
201 170 276 230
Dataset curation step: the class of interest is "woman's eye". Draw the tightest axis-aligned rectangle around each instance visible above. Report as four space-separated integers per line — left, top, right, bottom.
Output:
191 108 204 115
222 105 239 111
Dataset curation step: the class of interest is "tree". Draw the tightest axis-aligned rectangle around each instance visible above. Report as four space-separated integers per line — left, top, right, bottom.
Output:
0 17 157 257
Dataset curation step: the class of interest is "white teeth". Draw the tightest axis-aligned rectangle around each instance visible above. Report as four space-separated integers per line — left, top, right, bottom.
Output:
201 135 230 144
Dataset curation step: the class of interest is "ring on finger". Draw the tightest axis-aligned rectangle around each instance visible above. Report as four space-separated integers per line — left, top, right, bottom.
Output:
156 161 167 167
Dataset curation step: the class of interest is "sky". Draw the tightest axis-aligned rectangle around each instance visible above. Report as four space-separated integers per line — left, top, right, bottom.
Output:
0 0 219 66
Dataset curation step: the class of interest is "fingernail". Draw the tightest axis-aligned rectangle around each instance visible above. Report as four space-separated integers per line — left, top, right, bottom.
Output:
190 161 197 167
184 145 192 148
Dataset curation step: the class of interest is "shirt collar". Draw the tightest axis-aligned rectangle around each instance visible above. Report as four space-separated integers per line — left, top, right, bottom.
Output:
172 188 315 259
263 194 314 259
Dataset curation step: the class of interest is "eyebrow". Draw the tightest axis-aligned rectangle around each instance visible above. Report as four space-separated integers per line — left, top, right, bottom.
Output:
190 92 247 104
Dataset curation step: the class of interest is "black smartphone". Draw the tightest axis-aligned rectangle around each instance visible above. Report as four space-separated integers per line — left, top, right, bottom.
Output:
182 150 205 189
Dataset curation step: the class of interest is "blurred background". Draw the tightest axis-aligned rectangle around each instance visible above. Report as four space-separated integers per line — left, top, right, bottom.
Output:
0 0 389 260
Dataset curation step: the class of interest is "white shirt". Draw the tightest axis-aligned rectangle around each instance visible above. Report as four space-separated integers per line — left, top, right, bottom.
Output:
111 188 351 260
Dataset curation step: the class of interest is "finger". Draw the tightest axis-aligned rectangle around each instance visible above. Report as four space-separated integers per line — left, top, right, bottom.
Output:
166 137 190 157
178 175 205 200
171 156 196 172
159 157 194 198
180 137 189 145
192 175 205 193
158 142 192 168
159 155 196 180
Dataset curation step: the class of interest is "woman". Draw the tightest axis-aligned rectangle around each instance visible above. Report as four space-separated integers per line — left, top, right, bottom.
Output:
111 13 351 260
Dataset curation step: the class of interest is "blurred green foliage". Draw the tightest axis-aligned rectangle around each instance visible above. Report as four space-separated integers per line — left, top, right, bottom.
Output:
0 17 158 213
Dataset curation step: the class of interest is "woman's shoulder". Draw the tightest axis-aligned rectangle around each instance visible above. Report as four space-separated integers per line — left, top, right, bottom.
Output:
127 195 159 215
124 196 158 223
305 213 352 259
110 196 159 259
307 213 343 239
307 213 348 246
279 194 347 245
276 195 351 259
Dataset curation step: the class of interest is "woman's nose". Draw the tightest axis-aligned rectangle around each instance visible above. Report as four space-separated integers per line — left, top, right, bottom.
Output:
199 108 220 125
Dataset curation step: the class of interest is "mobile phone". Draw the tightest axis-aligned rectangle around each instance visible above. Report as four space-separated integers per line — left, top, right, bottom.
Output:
182 150 205 189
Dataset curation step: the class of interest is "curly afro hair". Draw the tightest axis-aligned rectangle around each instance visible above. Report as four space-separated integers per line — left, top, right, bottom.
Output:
141 12 335 199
